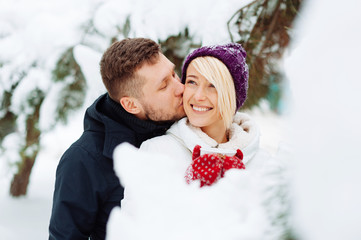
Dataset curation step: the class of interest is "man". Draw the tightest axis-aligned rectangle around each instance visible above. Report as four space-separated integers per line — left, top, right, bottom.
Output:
49 38 185 240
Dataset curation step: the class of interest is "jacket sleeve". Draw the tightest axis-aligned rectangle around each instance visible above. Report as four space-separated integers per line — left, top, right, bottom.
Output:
49 146 100 240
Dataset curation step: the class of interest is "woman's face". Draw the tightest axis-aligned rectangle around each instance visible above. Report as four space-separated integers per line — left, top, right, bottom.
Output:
183 62 224 130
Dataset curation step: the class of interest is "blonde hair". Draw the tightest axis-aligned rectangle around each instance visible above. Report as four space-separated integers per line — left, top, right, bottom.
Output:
190 56 236 128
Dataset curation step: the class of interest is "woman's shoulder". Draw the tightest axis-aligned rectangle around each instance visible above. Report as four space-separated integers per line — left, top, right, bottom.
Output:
140 122 192 159
141 119 186 147
140 134 176 151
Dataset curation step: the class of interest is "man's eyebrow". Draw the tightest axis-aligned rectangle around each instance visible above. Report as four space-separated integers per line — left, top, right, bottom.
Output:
159 64 176 86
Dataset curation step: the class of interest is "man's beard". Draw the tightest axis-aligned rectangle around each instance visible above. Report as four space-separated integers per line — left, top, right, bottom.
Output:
141 102 184 124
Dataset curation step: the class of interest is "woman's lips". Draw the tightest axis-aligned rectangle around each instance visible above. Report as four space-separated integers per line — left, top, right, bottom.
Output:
191 104 212 112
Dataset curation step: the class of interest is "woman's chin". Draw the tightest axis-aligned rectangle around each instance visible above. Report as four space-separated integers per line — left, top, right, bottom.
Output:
187 119 206 128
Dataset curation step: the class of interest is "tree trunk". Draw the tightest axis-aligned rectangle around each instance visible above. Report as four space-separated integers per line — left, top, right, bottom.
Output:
9 154 37 196
9 89 44 197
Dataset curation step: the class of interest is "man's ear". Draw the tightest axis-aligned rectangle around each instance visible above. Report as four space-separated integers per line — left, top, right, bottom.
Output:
120 97 142 115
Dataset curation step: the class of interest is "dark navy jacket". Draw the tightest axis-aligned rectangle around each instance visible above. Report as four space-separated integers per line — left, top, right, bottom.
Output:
49 94 172 240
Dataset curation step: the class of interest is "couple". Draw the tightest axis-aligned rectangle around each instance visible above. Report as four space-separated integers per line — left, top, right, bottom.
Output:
49 38 269 240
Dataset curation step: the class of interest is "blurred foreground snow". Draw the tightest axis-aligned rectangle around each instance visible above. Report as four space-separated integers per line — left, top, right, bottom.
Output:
107 141 287 240
285 0 361 239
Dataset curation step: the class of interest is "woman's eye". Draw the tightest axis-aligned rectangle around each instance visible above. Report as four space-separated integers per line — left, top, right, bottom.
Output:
186 80 196 85
209 83 215 88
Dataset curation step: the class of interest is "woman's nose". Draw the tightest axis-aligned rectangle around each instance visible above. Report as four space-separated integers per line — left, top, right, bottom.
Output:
194 87 206 101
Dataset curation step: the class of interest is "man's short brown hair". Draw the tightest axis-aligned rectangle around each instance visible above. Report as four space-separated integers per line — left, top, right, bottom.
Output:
100 38 161 100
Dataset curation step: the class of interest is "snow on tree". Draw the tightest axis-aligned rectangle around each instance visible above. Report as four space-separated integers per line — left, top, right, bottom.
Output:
0 0 92 196
228 0 302 111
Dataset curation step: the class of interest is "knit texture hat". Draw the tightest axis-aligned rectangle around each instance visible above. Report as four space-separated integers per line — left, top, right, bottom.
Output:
181 43 249 111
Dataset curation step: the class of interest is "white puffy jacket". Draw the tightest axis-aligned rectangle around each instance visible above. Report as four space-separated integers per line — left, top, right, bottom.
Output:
141 112 271 171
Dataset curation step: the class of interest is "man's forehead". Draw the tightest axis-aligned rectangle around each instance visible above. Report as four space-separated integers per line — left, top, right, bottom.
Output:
158 53 174 69
138 54 174 85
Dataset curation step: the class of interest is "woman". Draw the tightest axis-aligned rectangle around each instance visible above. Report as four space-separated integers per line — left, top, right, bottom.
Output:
140 43 270 182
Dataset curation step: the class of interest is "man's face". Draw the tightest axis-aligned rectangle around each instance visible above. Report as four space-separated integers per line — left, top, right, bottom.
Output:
136 53 185 122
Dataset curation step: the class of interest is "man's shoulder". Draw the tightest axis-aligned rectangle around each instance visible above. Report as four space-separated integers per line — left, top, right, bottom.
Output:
69 132 104 158
58 130 109 169
58 141 99 170
56 136 119 185
58 115 138 169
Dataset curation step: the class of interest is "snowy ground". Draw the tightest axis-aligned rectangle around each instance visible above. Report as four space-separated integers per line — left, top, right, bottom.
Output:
0 110 85 239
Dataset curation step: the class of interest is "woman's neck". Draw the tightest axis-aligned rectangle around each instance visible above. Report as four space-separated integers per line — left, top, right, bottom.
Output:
201 124 228 144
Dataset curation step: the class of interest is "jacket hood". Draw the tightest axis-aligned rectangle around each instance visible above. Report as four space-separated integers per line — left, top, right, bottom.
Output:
84 94 173 158
167 112 260 164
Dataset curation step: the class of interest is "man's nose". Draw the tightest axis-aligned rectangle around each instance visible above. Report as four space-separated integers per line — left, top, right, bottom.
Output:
173 74 184 96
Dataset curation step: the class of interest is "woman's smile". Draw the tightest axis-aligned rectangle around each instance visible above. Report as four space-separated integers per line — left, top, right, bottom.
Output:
191 104 213 112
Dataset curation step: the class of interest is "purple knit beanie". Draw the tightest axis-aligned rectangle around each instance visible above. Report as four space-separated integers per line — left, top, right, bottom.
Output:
181 43 249 111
